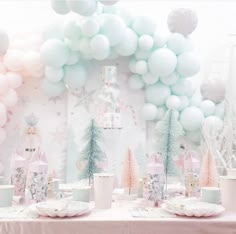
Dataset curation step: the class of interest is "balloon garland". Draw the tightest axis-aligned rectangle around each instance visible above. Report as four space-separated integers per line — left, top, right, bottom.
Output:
41 4 225 143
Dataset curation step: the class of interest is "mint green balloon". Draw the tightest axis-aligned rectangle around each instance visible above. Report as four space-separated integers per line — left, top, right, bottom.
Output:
171 79 195 97
178 96 189 111
63 20 81 41
90 34 110 60
135 49 151 60
145 82 171 106
40 39 69 68
132 16 156 36
81 19 99 37
200 100 216 117
167 33 187 55
100 14 126 46
64 64 87 89
45 66 64 83
116 28 138 56
51 0 70 15
41 79 65 97
160 72 179 86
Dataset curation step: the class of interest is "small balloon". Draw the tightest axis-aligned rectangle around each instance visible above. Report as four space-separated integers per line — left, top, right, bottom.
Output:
142 103 158 121
166 95 181 110
177 52 200 78
145 82 171 106
51 0 70 15
135 60 148 75
41 79 65 97
138 35 154 51
148 48 177 77
132 16 156 36
180 106 204 131
167 33 187 55
142 73 159 85
128 75 144 90
45 67 64 83
178 96 190 111
6 72 22 89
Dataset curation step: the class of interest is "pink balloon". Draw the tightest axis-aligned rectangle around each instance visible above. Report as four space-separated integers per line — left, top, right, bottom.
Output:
6 72 22 89
0 74 9 95
3 50 23 71
1 89 18 107
0 128 6 144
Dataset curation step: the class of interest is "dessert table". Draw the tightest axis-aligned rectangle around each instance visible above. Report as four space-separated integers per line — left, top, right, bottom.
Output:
0 200 235 234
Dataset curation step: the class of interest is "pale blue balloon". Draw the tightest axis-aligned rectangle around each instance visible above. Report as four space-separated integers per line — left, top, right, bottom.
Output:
142 103 158 121
171 79 195 97
180 106 204 131
153 31 166 48
177 52 200 78
40 39 69 68
116 28 138 56
45 66 64 83
200 100 216 117
167 33 187 55
64 64 87 89
132 16 156 36
90 34 110 60
100 14 126 46
51 0 70 15
135 60 148 75
148 48 177 77
128 75 144 90
145 82 171 106
63 20 81 41
41 79 65 97
138 35 154 51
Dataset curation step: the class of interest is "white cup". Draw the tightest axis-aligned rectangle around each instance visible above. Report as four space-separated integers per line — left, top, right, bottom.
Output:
0 185 14 207
200 187 221 204
72 186 91 203
94 173 114 209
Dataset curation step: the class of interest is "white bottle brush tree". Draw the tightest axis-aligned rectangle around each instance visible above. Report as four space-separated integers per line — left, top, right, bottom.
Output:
79 119 104 185
156 109 184 193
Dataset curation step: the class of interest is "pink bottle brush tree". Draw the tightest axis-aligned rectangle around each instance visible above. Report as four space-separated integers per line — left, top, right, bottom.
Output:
199 149 218 187
122 148 139 195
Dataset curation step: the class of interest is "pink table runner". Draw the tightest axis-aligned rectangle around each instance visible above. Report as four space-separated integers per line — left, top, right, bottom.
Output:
0 203 235 234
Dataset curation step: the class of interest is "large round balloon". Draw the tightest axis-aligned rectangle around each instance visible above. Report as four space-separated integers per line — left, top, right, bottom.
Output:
90 34 110 60
0 29 9 56
167 8 198 36
148 48 177 77
145 82 171 106
160 72 179 86
63 20 81 41
67 0 97 16
99 14 126 46
176 52 200 78
45 67 64 83
180 106 204 131
200 100 216 117
128 75 144 90
116 28 138 56
171 79 195 97
132 16 156 36
64 64 87 89
40 39 69 68
167 33 187 55
81 18 99 37
41 79 65 97
51 0 70 15
200 79 225 104
142 103 158 121
99 0 120 5
142 73 159 85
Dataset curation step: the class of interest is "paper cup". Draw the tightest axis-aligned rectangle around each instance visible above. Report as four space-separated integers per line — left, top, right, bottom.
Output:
200 187 221 204
94 173 114 209
72 186 91 203
0 185 14 207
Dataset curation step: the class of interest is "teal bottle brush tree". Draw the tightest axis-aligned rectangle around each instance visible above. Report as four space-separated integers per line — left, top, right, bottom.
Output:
79 119 104 185
156 109 184 197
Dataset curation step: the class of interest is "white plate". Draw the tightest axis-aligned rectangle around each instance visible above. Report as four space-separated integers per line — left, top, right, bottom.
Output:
161 198 225 217
35 200 92 218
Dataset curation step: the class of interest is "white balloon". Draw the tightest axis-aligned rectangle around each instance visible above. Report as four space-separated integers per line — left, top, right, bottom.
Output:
138 35 154 51
51 0 70 15
145 83 171 106
81 19 99 37
6 72 22 89
132 16 156 35
142 73 159 85
45 67 64 83
135 60 148 75
98 0 119 5
90 34 110 60
177 52 200 78
116 28 138 56
167 33 187 55
128 75 144 90
99 14 126 46
160 72 179 86
148 48 177 77
166 95 181 109
142 103 158 121
180 106 204 131
200 100 216 117
167 8 198 36
3 50 23 71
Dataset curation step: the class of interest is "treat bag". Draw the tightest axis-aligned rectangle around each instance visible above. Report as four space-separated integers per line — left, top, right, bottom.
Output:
25 150 48 204
143 162 165 207
184 151 200 197
11 150 27 196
